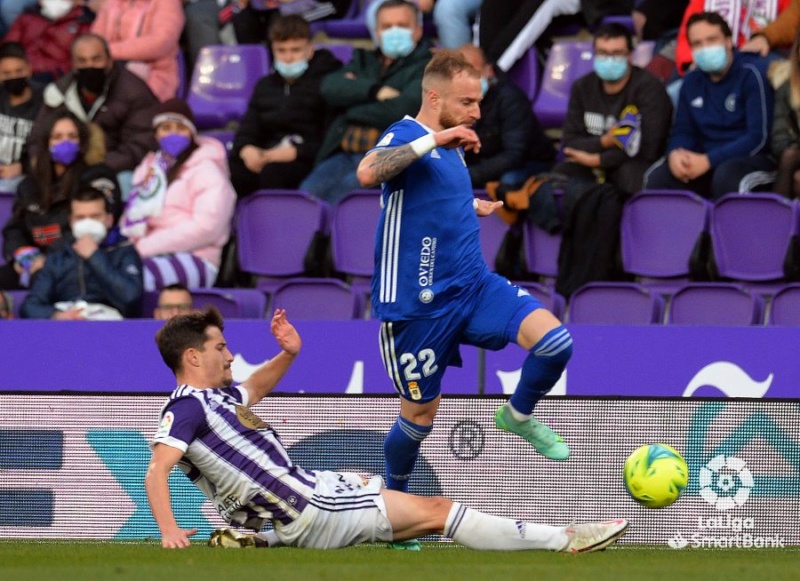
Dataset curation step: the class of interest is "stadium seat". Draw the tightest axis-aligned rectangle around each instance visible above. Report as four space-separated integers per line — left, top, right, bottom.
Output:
187 45 270 129
710 193 797 285
599 14 635 33
620 189 711 294
767 284 800 325
320 0 371 38
141 288 267 319
331 190 381 294
0 191 14 266
522 188 563 281
478 215 511 273
666 283 764 326
272 277 362 319
316 42 355 65
568 282 665 325
507 47 540 103
515 281 566 320
237 190 331 293
533 41 594 128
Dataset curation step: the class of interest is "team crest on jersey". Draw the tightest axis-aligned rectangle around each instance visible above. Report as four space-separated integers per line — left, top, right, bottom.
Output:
376 132 394 147
419 289 434 303
155 411 174 439
725 93 737 112
235 405 269 430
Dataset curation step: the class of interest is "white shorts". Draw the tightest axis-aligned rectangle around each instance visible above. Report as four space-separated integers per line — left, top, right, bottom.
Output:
274 471 393 549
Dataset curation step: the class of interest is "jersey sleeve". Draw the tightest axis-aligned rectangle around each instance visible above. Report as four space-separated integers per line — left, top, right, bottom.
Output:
153 397 205 452
223 385 249 406
370 119 424 152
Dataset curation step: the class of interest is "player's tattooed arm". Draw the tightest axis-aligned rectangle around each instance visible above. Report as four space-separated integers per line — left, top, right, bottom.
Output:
364 145 418 184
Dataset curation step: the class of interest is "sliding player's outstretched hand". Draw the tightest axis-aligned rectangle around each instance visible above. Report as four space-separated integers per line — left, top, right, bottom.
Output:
435 125 481 153
271 308 302 356
161 527 197 549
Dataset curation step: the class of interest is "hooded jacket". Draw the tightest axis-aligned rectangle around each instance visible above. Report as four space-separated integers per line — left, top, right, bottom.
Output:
127 136 236 267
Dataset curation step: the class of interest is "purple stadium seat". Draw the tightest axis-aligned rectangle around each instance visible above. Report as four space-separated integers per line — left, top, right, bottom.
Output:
237 190 331 292
507 47 540 102
272 277 362 319
515 281 566 320
522 187 564 281
0 191 14 266
6 290 27 319
321 0 371 38
621 189 711 293
711 193 797 282
141 288 267 319
331 190 381 293
767 284 800 325
667 283 764 325
316 42 355 65
533 41 594 128
599 15 635 33
187 45 270 129
479 215 511 272
568 282 665 324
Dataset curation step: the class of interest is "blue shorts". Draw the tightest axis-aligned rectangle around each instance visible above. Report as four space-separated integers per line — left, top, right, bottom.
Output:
378 273 544 403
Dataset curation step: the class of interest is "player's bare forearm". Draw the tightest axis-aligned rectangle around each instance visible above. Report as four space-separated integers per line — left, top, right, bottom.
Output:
145 445 196 548
242 350 297 406
357 145 418 187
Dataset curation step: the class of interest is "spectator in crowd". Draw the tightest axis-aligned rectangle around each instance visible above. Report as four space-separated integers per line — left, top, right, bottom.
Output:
183 0 221 74
229 14 342 197
457 43 555 189
0 289 13 318
0 42 42 193
0 0 38 37
121 98 236 291
676 0 790 75
743 0 800 55
0 109 120 290
432 0 480 48
645 12 777 200
91 0 184 102
769 28 800 198
30 33 159 196
153 282 193 319
479 0 634 73
3 0 95 84
231 0 350 45
632 0 689 42
20 186 142 319
299 0 433 204
554 23 673 196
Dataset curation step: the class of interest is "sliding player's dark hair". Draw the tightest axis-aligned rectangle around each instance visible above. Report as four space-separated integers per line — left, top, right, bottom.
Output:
156 307 224 374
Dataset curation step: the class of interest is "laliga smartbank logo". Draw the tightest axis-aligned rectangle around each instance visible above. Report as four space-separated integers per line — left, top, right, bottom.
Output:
667 455 785 549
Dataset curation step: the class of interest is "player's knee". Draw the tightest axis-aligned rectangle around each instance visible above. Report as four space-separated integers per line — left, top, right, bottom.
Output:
398 416 434 442
532 325 572 368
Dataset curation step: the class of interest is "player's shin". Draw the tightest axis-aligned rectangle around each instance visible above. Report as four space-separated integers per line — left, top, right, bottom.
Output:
509 326 572 416
444 503 568 551
384 416 433 492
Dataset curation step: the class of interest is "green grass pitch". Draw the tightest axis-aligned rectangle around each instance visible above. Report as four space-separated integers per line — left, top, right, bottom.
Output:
1 542 798 581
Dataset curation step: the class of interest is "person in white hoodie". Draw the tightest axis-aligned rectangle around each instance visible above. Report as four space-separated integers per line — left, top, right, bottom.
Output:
121 98 236 291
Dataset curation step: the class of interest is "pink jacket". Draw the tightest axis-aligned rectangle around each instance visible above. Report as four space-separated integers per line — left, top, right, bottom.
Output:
91 0 185 101
130 136 236 267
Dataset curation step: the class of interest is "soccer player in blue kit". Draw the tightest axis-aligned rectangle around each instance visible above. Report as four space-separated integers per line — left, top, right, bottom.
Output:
357 50 573 545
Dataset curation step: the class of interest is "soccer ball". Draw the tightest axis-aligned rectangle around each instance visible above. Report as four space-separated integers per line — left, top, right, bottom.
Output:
623 443 689 509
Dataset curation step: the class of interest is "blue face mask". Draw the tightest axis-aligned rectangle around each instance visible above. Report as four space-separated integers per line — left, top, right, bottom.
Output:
692 44 728 73
480 77 489 97
593 56 628 82
50 140 80 166
159 133 192 158
380 26 415 59
275 59 309 79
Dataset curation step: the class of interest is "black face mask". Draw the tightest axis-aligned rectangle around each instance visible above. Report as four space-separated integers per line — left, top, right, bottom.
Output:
3 76 28 97
76 67 107 95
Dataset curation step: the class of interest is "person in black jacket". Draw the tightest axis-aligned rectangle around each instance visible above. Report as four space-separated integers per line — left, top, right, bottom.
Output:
0 109 120 289
458 43 555 189
229 14 342 197
20 187 142 319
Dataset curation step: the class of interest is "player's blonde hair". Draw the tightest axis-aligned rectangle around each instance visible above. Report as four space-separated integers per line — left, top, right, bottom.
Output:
421 49 479 93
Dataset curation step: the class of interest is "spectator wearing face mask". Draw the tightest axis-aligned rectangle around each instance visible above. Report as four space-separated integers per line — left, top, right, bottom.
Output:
3 0 95 84
229 14 341 197
120 98 236 291
20 186 142 319
0 42 42 193
0 109 120 290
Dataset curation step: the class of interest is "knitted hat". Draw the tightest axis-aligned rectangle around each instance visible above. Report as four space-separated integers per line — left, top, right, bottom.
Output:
152 98 197 136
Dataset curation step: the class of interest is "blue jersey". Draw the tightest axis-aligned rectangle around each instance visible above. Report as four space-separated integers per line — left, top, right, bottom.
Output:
371 116 488 320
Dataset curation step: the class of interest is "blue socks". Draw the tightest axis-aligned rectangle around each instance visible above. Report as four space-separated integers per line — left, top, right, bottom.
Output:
384 416 433 492
509 326 573 416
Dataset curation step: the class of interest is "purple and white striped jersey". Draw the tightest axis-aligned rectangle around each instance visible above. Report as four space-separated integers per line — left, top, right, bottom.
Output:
153 384 318 531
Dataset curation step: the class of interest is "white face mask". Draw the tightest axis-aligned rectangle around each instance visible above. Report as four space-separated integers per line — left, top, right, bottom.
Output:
41 0 74 21
72 218 107 244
